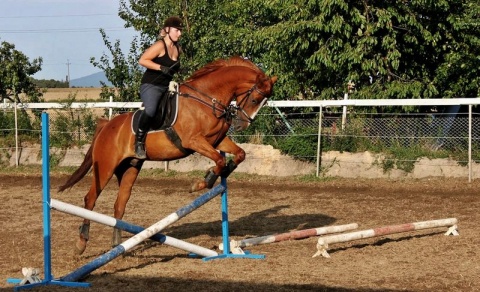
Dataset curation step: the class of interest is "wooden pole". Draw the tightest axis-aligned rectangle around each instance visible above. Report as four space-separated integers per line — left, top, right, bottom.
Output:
222 223 358 251
313 218 458 258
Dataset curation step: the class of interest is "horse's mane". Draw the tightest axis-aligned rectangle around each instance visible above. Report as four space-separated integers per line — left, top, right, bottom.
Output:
186 56 263 82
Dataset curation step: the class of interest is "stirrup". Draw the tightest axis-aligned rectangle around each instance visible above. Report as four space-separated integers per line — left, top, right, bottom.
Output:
135 142 147 159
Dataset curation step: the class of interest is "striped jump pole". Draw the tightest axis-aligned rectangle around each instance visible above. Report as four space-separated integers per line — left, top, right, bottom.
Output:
60 183 226 282
50 199 218 258
219 223 359 252
313 218 459 258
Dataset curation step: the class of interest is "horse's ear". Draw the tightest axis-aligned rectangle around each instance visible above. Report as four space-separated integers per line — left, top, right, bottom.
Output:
270 76 278 84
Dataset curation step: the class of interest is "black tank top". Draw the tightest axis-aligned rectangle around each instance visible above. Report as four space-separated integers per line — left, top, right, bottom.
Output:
141 39 181 86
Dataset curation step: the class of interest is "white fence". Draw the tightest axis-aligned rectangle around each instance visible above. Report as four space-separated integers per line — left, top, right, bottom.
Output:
1 98 480 180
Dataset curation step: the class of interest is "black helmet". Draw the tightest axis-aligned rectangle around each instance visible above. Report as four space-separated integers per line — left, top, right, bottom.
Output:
164 16 183 30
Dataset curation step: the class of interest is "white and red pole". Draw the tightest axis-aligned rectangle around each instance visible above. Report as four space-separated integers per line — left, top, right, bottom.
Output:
221 223 358 252
313 218 459 258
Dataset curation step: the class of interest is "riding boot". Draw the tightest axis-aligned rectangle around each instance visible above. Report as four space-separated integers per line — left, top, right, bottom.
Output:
135 112 152 159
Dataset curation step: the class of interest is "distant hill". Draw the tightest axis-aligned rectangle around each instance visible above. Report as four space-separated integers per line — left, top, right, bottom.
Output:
70 72 113 87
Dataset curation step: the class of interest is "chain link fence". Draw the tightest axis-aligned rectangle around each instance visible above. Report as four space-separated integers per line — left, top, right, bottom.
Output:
1 105 479 171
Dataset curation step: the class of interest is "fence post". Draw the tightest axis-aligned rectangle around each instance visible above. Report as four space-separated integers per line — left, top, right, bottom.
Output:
468 104 472 183
108 96 113 120
14 101 19 167
316 106 323 177
342 93 348 130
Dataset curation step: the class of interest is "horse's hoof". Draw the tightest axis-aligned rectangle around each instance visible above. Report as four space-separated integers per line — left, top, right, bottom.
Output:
189 184 197 193
75 239 87 255
190 181 206 193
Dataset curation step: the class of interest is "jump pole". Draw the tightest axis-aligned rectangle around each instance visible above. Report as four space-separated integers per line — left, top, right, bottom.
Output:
50 199 218 258
219 223 359 252
313 218 459 258
60 183 226 282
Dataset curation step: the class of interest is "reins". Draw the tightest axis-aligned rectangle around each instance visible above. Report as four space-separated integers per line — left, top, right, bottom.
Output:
179 83 232 120
178 81 268 124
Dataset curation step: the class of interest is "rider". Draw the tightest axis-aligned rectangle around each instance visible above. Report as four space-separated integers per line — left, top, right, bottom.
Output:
135 16 183 159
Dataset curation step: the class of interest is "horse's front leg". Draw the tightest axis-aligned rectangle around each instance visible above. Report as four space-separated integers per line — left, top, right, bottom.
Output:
189 137 245 192
216 136 245 178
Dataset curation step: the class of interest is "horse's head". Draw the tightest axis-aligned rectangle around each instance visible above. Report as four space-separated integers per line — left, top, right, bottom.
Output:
232 73 278 131
183 56 277 131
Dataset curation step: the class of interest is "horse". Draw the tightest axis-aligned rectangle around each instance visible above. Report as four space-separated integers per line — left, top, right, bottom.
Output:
58 56 277 255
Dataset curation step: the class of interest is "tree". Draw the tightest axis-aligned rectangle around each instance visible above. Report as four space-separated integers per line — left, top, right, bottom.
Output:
33 79 69 88
99 1 479 102
90 29 144 102
248 0 480 100
0 41 43 103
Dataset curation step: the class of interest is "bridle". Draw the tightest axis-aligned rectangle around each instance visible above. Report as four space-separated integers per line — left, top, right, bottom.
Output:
232 84 269 124
180 81 269 124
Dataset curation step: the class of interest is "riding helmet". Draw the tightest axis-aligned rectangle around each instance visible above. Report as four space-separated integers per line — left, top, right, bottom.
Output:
164 16 183 30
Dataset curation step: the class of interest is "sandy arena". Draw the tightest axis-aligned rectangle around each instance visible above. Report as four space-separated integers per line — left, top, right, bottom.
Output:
0 170 479 291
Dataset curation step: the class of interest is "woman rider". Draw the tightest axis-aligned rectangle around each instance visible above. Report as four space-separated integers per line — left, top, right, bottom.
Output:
135 16 183 159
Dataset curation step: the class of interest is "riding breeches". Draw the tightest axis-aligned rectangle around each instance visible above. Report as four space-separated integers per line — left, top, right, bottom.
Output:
140 83 168 118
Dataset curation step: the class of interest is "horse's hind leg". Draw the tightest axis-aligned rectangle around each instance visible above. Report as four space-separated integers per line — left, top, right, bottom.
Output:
111 159 143 247
76 161 116 255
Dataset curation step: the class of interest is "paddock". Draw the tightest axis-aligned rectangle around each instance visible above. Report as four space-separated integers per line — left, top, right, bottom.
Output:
1 172 479 291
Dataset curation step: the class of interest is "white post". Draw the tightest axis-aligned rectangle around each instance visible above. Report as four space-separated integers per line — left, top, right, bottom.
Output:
108 95 113 120
316 106 323 177
342 80 355 130
14 101 19 167
468 104 472 183
342 92 348 130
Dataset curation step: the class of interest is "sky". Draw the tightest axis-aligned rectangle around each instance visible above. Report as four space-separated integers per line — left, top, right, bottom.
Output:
0 0 138 81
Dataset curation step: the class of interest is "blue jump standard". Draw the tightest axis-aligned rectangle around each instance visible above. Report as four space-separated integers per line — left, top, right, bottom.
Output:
7 113 90 290
203 177 265 261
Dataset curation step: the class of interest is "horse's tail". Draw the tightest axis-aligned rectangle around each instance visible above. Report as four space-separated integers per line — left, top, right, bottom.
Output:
58 118 109 192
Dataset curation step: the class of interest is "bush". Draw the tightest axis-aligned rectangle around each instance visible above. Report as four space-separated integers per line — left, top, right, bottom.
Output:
50 109 97 148
276 126 318 162
0 110 39 147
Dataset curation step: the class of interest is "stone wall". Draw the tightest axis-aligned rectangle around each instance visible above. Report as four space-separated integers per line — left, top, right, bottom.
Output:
5 143 477 179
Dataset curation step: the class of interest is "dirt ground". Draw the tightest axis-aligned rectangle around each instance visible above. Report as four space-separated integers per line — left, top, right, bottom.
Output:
0 170 479 292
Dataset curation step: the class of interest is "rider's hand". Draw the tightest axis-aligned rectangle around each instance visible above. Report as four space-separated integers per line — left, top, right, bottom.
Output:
159 65 171 75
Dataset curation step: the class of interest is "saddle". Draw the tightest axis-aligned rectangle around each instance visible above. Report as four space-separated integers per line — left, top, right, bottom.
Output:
131 83 179 135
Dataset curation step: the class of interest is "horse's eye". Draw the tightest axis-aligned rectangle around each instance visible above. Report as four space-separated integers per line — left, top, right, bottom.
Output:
251 99 258 105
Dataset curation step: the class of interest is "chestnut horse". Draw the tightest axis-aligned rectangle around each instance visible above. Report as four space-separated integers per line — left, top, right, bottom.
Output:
58 56 277 254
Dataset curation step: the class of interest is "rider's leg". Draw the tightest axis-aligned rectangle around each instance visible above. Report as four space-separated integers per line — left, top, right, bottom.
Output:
135 84 167 159
134 111 151 159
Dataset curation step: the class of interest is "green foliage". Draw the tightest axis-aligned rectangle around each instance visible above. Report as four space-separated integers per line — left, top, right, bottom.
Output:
104 0 480 106
321 118 374 153
232 107 277 144
276 126 318 162
48 151 65 168
0 110 37 143
0 41 44 103
49 94 97 148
